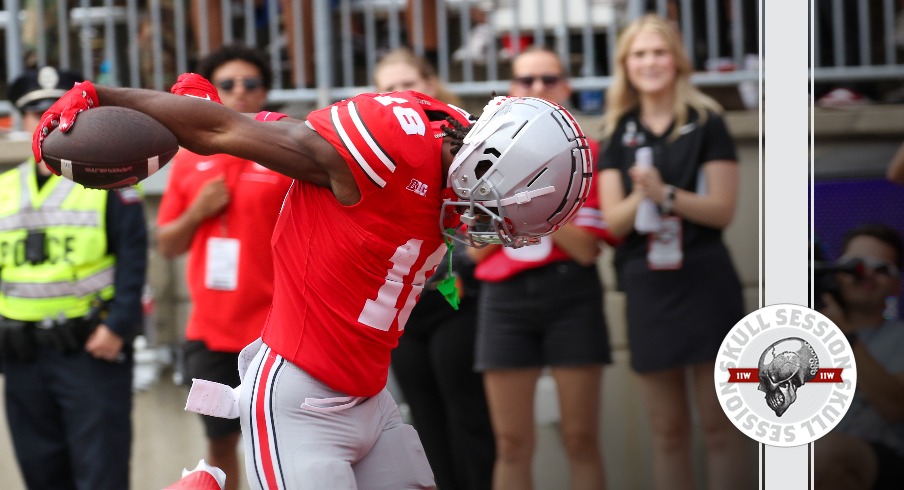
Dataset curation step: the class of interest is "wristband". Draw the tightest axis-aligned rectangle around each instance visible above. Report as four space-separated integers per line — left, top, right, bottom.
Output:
255 111 289 122
660 184 676 215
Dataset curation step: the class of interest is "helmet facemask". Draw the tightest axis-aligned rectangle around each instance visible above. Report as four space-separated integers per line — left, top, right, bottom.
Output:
441 96 592 248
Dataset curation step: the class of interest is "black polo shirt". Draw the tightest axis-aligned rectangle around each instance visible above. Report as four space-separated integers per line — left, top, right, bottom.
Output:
598 107 737 265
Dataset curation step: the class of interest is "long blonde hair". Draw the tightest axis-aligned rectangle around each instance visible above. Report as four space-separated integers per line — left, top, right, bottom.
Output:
373 47 462 106
603 14 722 140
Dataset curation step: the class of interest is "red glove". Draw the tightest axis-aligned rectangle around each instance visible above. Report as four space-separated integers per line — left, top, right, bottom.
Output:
32 80 98 165
170 73 222 104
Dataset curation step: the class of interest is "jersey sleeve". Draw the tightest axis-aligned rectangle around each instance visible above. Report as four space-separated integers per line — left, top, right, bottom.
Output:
701 112 738 163
306 93 415 195
105 189 148 340
598 121 626 172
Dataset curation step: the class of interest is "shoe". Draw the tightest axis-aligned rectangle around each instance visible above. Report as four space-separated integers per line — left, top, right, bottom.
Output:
453 23 492 63
816 88 871 108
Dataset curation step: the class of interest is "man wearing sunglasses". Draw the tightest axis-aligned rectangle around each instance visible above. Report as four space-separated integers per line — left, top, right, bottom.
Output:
466 45 618 489
156 44 293 490
815 223 904 490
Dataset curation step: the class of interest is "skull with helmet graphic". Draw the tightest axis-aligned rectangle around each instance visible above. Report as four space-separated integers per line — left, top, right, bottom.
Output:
757 337 820 417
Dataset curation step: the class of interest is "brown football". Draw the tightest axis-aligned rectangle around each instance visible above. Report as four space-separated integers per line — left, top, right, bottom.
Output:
41 106 179 190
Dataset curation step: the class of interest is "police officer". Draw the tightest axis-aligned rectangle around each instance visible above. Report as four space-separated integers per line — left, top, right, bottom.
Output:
0 66 148 489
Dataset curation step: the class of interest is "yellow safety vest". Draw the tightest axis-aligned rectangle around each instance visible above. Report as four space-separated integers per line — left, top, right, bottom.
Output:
0 161 115 321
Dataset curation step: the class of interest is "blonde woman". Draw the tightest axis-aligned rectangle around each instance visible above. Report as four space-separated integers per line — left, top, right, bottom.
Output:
598 14 753 490
373 48 495 490
374 47 462 106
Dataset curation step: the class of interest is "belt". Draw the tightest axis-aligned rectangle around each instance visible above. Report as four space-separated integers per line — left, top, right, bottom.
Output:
14 318 84 330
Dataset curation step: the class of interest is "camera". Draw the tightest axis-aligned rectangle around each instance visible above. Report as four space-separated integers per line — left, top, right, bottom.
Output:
813 238 861 311
814 261 848 311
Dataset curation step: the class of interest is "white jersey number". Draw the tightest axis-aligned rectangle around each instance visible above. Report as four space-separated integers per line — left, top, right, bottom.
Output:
374 95 426 136
357 239 446 331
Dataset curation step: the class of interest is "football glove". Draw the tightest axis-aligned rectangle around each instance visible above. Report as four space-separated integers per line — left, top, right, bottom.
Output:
32 80 98 165
170 73 222 104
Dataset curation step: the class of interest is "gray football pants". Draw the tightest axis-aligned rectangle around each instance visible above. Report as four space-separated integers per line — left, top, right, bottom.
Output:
238 341 436 490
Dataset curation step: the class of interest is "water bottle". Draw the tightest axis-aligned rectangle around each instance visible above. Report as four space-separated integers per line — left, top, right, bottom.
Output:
634 147 661 234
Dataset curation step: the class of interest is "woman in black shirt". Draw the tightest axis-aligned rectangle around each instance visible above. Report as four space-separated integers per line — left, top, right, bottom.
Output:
597 14 753 490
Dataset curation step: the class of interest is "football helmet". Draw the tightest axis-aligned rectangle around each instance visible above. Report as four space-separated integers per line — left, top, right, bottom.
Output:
441 96 593 248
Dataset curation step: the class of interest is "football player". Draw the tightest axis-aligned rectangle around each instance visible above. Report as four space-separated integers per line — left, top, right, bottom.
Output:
34 76 592 489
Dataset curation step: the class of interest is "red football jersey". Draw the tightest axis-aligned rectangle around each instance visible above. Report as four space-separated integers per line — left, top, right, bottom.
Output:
157 151 292 352
261 92 470 396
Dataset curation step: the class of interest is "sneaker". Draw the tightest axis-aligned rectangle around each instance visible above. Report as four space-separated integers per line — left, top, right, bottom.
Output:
453 23 492 63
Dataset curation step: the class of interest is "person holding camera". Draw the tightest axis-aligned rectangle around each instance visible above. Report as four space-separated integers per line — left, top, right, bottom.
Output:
815 223 904 490
0 66 148 489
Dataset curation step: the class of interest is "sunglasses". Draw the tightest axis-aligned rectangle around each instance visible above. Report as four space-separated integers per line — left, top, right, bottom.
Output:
838 256 900 278
214 77 263 92
513 74 562 88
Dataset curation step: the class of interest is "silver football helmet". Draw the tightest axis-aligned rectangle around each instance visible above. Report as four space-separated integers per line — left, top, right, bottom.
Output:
441 96 593 248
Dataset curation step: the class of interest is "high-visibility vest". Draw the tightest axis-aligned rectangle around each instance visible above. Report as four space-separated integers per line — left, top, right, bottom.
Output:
0 161 115 321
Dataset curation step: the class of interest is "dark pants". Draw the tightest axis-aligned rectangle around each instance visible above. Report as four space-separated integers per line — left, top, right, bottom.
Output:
2 346 133 490
391 291 495 490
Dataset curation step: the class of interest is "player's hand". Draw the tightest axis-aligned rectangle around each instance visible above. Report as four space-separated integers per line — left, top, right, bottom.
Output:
629 165 665 202
32 80 99 165
171 73 222 104
190 175 230 220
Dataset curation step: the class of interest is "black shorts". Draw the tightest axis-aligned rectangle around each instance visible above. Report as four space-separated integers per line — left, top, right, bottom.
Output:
183 341 241 439
474 261 611 371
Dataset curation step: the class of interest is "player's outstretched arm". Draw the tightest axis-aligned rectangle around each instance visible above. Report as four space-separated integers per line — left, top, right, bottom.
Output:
35 83 357 200
97 86 350 187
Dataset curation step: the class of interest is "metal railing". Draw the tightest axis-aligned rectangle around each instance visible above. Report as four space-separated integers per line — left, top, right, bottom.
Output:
2 0 902 121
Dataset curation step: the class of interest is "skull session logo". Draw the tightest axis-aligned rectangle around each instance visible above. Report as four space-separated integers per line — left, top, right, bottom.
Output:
713 304 857 447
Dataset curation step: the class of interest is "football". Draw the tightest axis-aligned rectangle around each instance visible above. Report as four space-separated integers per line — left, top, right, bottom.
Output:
41 106 179 190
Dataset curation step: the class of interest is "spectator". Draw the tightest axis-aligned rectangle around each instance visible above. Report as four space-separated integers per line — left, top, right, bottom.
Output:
156 44 293 490
469 45 618 490
597 14 753 490
374 47 461 105
815 223 904 490
0 66 148 489
373 47 495 490
33 62 592 487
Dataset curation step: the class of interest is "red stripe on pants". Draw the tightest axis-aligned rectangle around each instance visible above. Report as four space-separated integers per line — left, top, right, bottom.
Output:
255 351 279 489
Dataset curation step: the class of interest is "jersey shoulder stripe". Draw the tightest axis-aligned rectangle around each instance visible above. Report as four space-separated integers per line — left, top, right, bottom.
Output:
347 101 396 173
329 101 400 190
330 105 387 188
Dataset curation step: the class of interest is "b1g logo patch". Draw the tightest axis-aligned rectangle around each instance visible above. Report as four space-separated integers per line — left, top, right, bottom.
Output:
713 304 857 447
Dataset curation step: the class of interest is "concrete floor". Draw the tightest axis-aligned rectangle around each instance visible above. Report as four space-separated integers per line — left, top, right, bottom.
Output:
0 371 222 490
0 369 575 490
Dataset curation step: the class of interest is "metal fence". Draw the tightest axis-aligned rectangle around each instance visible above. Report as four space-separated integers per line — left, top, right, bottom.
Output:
2 0 903 120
